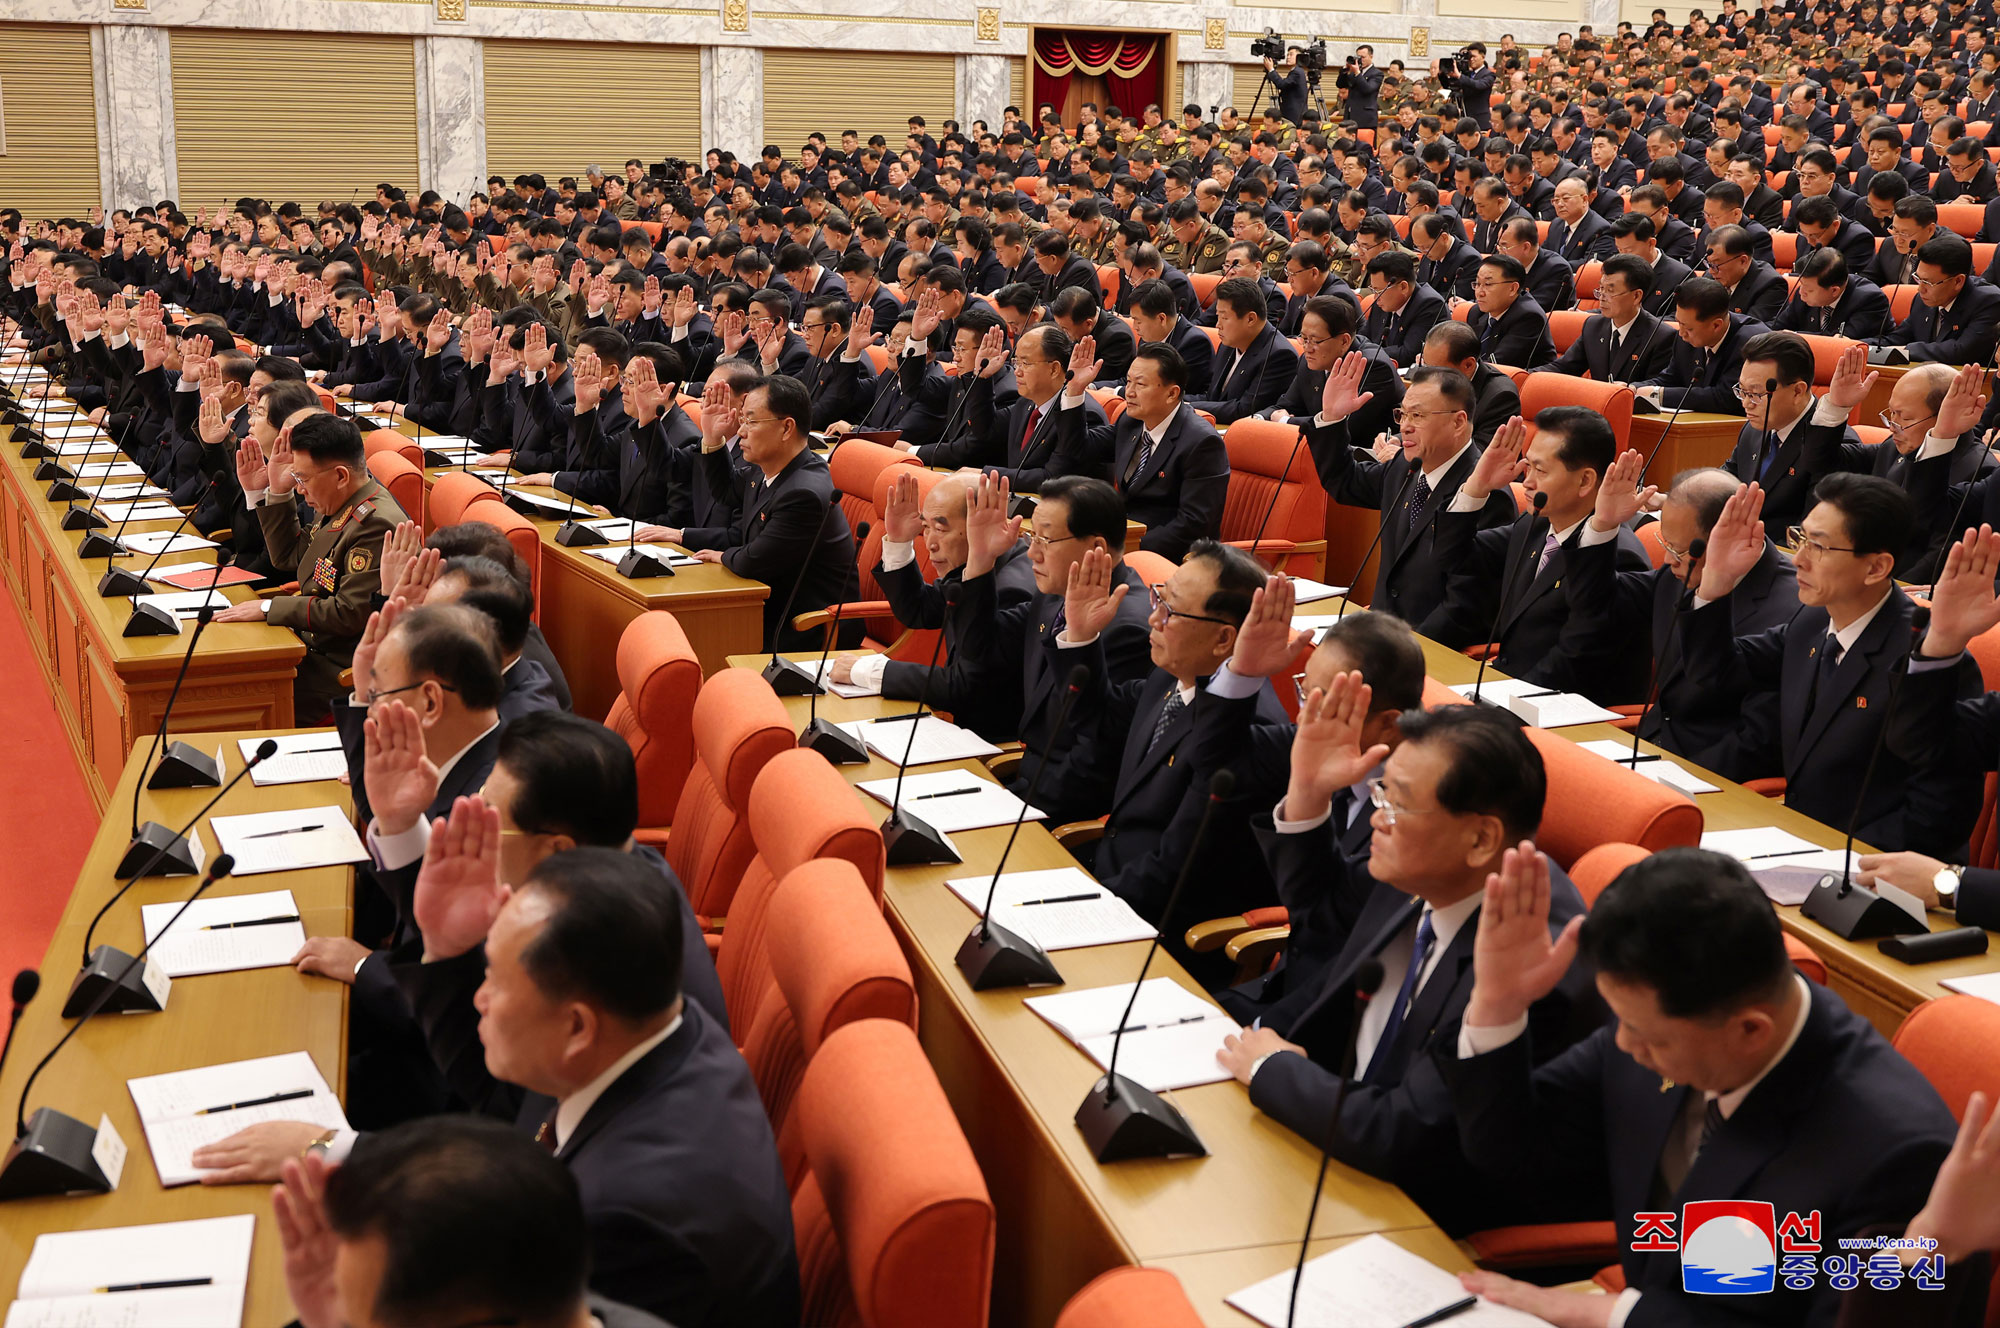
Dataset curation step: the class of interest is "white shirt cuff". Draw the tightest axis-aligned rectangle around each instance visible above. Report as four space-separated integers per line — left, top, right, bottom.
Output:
268 293 284 307
880 537 918 571
1056 631 1098 647
1917 431 1958 461
1911 652 1964 673
1608 1289 1641 1328
848 653 889 692
1061 387 1087 410
1457 1014 1529 1058
522 369 544 385
1249 1050 1292 1083
176 376 200 392
325 1128 360 1162
841 350 863 363
1207 658 1266 699
901 341 927 358
1810 396 1851 427
245 486 271 508
367 815 433 872
1579 521 1619 547
1447 487 1485 513
108 332 130 350
75 329 100 343
670 323 690 342
1272 797 1333 834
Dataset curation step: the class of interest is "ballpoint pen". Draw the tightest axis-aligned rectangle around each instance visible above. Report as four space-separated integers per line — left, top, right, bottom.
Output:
199 914 302 929
1016 893 1100 906
912 787 981 800
96 1277 214 1293
196 1088 313 1114
1397 1295 1477 1328
1109 1013 1209 1035
243 823 324 839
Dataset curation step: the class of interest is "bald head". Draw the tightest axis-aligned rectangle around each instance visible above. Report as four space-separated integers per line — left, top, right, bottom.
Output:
919 473 976 572
1667 467 1743 534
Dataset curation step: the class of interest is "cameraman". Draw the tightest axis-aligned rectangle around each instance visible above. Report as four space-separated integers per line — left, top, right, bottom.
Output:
1437 41 1496 130
1336 45 1384 129
1263 46 1312 125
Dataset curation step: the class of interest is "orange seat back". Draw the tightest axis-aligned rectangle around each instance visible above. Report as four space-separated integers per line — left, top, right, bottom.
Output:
1569 842 1650 907
1124 550 1178 590
1939 202 1987 238
1799 334 1858 389
363 427 421 467
1522 728 1704 869
1097 265 1121 307
860 464 951 660
1220 417 1327 577
428 468 504 531
365 451 423 525
602 611 702 832
1549 311 1592 353
663 669 795 915
1518 373 1635 450
1055 1268 1205 1328
829 439 922 549
1635 520 1668 570
1886 284 1921 321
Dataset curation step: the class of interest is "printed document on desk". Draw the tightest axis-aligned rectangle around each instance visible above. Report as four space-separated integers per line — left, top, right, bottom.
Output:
806 654 883 698
944 867 1156 950
857 771 1044 832
1227 1233 1551 1328
209 806 368 875
127 1051 348 1188
4 1213 255 1328
1575 739 1720 794
1026 978 1239 1091
239 732 348 785
141 889 306 977
837 715 1002 765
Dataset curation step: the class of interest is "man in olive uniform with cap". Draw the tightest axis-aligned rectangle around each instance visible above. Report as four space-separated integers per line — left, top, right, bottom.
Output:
213 411 406 722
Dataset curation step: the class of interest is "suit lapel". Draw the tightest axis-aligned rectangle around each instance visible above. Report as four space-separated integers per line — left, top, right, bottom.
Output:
1023 594 1064 716
1298 895 1423 1032
1791 598 1896 770
1113 672 1189 806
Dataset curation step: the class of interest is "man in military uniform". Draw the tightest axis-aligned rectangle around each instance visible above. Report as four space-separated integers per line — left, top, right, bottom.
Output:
1163 199 1231 274
1232 208 1294 281
213 411 406 723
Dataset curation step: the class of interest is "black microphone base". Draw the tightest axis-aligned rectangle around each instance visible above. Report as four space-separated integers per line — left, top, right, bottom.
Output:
800 716 869 764
553 520 608 547
122 602 180 637
32 459 72 482
46 479 89 503
62 946 168 1017
615 548 675 579
116 821 200 878
1800 875 1929 940
762 655 824 696
882 808 960 866
96 564 147 596
0 1109 117 1200
1007 494 1038 520
954 919 1063 989
1075 1073 1207 1162
19 438 55 459
76 533 128 562
501 492 546 518
147 740 223 789
60 506 107 532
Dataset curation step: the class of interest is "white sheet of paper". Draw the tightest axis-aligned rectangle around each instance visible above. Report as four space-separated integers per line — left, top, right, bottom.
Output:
857 770 1044 832
1943 971 2000 1005
93 482 168 501
127 1053 346 1188
139 890 305 977
1077 1018 1237 1091
840 715 1003 766
1700 826 1825 864
96 502 183 523
52 440 113 456
7 1213 254 1327
579 543 699 567
68 461 143 478
498 488 579 515
1288 576 1352 605
123 531 217 555
133 590 229 618
208 806 368 875
1451 678 1541 705
1506 690 1621 728
808 654 882 698
1575 740 1721 794
944 869 1157 951
1226 1233 1553 1328
1025 977 1218 1041
238 733 347 786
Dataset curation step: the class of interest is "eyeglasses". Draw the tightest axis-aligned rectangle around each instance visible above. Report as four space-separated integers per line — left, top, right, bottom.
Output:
1785 525 1860 558
1730 383 1787 404
1026 531 1079 551
736 414 784 428
1471 279 1518 292
1365 775 1450 827
1916 274 1959 290
363 680 456 707
1148 583 1232 626
1391 408 1456 426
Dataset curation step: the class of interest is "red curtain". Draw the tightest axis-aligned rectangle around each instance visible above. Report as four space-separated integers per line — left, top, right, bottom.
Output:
1033 31 1162 127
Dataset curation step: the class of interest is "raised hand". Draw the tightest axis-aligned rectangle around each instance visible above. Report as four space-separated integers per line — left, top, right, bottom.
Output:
846 303 878 360
586 272 613 315
267 423 298 497
1067 333 1102 386
233 432 268 493
349 599 406 708
1285 670 1390 822
700 379 740 447
963 471 1023 577
272 1152 341 1328
975 323 1010 378
571 347 604 413
1232 575 1313 678
488 339 520 381
200 394 232 448
567 257 588 293
521 321 553 373
1937 362 1989 441
670 285 698 329
882 469 923 543
643 274 662 316
378 520 422 601
1466 842 1581 1030
363 699 441 837
911 286 942 341
1907 1090 2000 1262
1319 349 1376 423
413 796 510 961
463 305 495 364
1824 340 1879 413
1590 448 1658 532
624 354 662 424
1062 546 1129 640
104 296 131 338
1922 524 2000 658
719 309 749 356
180 332 213 384
424 308 453 355
1696 481 1766 601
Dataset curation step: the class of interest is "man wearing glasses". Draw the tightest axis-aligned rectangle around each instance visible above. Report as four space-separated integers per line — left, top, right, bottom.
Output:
1411 212 1482 302
1678 474 1984 854
1867 233 2000 367
1703 224 1788 325
1465 254 1556 368
1189 275 1300 423
1707 331 1859 534
1362 251 1448 369
1548 252 1676 384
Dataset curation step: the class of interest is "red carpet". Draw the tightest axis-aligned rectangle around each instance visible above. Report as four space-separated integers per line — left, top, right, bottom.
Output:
0 583 94 983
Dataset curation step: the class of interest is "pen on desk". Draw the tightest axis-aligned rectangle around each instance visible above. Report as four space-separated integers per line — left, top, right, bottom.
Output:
95 1277 214 1294
200 914 302 930
283 742 343 754
1615 753 1663 765
242 823 325 839
1744 848 1817 862
1016 893 1101 906
196 1088 313 1115
912 787 981 800
1397 1295 1477 1328
1110 1013 1209 1035
869 712 926 724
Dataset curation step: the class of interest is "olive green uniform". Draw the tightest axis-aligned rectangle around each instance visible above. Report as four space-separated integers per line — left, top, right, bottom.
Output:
257 476 407 721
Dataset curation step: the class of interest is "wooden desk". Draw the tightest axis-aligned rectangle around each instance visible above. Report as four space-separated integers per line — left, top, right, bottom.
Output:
1627 411 1744 481
0 729 354 1328
1412 638 2000 1035
0 407 305 807
415 465 769 714
729 655 1450 1328
1157 1228 1481 1327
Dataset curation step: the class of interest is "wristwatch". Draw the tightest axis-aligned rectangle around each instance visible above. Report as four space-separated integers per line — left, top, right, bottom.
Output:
302 1128 337 1160
1933 865 1962 909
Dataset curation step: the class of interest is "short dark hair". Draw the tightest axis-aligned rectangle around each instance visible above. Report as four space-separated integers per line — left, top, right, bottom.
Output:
1183 538 1267 624
440 555 535 654
520 846 685 1020
749 373 813 441
1130 341 1186 394
1409 362 1476 412
1393 706 1545 841
388 603 505 710
287 412 366 468
1600 252 1655 295
1797 247 1849 287
1038 475 1126 548
426 521 528 583
1673 275 1731 322
1810 471 1914 557
497 711 639 847
1740 330 1815 388
1535 405 1617 477
1918 233 1975 278
1319 611 1426 715
1580 848 1792 1018
1213 276 1269 320
325 1116 589 1328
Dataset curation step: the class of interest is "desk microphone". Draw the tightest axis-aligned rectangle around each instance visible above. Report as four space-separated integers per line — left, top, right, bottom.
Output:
1335 461 1420 620
1244 416 1312 574
1750 378 1779 483
1076 769 1235 1162
800 600 869 764
0 972 37 1089
932 367 980 458
1470 490 1547 703
69 739 276 1016
1623 538 1704 766
762 481 848 694
90 455 181 590
1286 958 1387 1328
2 854 237 1201
880 584 961 866
955 664 1086 989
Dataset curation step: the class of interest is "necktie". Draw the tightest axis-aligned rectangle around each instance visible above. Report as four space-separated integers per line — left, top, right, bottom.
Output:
1406 471 1432 531
1363 909 1435 1083
1020 405 1042 459
1807 634 1843 713
1129 430 1156 488
1654 1092 1723 1201
1148 689 1187 751
1534 528 1561 577
535 1110 558 1153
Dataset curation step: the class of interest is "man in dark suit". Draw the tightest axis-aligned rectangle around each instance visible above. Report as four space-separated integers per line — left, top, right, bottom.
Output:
1465 254 1556 367
1128 277 1216 396
1448 848 1959 1328
1423 321 1521 449
1362 251 1449 367
1866 196 1940 291
1467 178 1530 255
1305 356 1517 628
391 837 798 1328
666 375 860 652
1715 330 1863 535
270 1116 684 1328
1705 224 1791 324
1216 704 1601 1238
1496 218 1577 313
1566 468 1801 771
1775 249 1893 339
1609 213 1696 318
1412 212 1482 301
1187 276 1300 423
951 473 1154 824
927 321 1103 489
1548 253 1678 383
1426 409 1656 704
1031 229 1104 304
1336 46 1386 128
1056 341 1228 561
1636 277 1770 414
1546 178 1616 263
1681 474 1982 854
833 471 1036 739
1869 234 2000 365
1791 196 1881 276
1048 287 1135 386
1056 541 1290 980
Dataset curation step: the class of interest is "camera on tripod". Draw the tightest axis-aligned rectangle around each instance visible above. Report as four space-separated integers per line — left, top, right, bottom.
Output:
1439 48 1475 79
1251 28 1288 62
1296 38 1329 77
